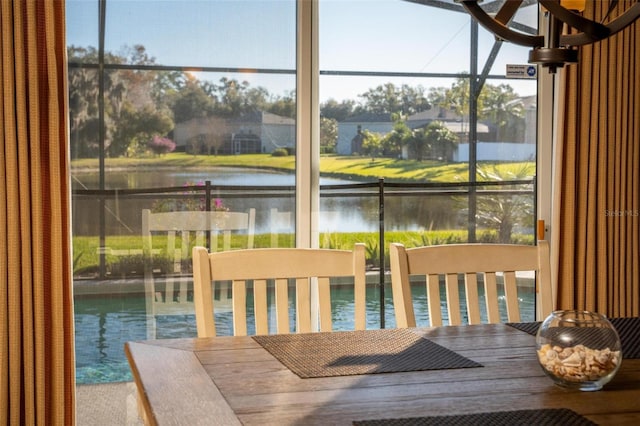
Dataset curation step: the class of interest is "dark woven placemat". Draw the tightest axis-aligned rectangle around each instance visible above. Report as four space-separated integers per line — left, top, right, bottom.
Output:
609 317 640 358
252 328 482 378
506 317 640 359
506 321 542 336
353 408 596 426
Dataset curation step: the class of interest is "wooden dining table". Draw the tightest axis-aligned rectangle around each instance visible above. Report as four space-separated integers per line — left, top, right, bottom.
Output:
125 323 640 425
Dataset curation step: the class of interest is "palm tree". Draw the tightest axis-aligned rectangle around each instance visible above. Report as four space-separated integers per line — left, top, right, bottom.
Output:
475 163 535 243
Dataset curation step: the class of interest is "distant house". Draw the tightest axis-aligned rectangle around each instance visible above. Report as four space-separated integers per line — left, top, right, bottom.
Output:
406 107 490 144
173 110 295 154
336 113 394 155
336 101 538 162
404 106 459 125
336 108 490 160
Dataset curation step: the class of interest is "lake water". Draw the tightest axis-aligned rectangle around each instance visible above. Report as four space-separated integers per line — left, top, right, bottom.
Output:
72 167 383 234
72 167 352 189
72 167 464 235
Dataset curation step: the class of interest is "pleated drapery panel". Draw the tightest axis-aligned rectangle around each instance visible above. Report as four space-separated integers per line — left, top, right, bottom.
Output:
554 0 639 316
1 1 75 425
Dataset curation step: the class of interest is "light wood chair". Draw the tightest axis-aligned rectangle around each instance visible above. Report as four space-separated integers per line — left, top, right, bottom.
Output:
142 208 255 339
191 244 367 337
389 240 554 327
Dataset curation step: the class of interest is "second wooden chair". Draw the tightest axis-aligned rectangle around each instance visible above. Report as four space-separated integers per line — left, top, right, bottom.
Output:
389 241 554 327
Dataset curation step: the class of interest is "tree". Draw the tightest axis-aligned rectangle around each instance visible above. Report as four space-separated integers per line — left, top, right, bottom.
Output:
440 77 526 142
475 164 535 243
68 44 184 158
442 77 479 135
267 90 296 118
244 86 270 112
202 117 229 155
147 136 176 156
110 105 173 157
115 45 162 110
480 84 525 141
358 83 430 116
168 76 216 123
321 98 356 121
320 117 338 153
426 86 448 109
68 45 128 158
214 77 253 116
360 130 383 159
380 118 411 158
406 128 430 161
424 121 459 162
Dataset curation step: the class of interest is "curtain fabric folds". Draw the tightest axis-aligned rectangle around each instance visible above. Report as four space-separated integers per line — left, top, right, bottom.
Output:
1 1 75 425
554 0 640 316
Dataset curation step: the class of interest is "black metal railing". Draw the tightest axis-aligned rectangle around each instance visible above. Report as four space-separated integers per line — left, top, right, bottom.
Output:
72 177 535 328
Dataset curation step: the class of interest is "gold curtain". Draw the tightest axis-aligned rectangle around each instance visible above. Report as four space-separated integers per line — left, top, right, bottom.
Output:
555 0 640 316
1 1 75 424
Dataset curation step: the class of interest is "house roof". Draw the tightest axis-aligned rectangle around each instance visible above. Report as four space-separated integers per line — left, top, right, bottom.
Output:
409 120 489 134
341 112 393 123
407 107 459 121
233 110 295 125
175 110 294 128
441 121 489 133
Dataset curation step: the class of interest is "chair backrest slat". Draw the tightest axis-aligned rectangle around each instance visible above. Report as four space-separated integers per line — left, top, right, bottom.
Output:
484 272 500 323
253 280 269 336
295 278 312 333
317 277 333 332
445 273 462 325
390 241 554 327
274 278 290 334
426 274 442 327
503 271 521 322
232 280 248 336
464 273 481 325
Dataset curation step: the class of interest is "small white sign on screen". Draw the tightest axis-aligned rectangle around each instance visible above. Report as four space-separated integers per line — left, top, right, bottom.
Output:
506 64 537 79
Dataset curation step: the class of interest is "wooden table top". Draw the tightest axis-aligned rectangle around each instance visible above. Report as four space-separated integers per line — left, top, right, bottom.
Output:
125 324 640 425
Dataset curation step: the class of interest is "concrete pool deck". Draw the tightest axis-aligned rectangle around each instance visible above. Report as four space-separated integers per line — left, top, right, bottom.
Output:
76 381 143 425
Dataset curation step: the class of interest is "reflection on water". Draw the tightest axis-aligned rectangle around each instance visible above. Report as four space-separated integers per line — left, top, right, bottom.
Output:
72 168 463 235
72 167 347 189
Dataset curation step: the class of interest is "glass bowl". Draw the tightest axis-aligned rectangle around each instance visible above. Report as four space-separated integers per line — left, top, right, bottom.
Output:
536 310 622 391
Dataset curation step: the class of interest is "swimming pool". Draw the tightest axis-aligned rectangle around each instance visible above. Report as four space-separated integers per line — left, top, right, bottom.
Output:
74 279 535 384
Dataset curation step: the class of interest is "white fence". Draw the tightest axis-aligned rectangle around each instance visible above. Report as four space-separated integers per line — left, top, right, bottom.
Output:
454 142 536 162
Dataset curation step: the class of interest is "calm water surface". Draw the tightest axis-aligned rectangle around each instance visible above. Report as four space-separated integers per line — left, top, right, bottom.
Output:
72 167 465 234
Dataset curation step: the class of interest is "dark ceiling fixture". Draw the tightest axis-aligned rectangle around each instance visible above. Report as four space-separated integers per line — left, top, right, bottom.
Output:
457 0 640 73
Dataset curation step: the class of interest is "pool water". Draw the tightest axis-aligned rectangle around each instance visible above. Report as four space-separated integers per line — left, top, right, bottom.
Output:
74 280 535 384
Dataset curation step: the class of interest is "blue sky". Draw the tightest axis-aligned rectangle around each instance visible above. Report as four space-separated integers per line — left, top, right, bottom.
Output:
66 0 537 102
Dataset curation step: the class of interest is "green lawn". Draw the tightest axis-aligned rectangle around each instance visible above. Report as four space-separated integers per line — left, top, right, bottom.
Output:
73 229 534 277
71 153 534 183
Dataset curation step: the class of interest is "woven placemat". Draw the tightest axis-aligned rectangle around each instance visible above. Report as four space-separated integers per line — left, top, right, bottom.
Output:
506 317 640 359
353 408 596 426
252 328 482 378
506 321 541 336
